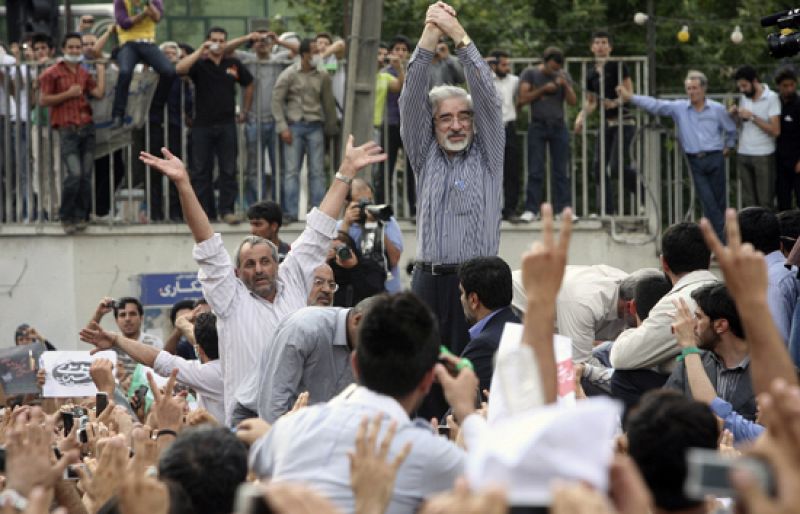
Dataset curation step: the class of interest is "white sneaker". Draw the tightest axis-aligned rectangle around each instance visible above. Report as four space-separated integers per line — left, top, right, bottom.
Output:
518 210 536 223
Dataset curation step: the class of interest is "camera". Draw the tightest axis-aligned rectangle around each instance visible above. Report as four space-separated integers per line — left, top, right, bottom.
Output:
357 199 394 225
336 244 353 261
762 8 800 57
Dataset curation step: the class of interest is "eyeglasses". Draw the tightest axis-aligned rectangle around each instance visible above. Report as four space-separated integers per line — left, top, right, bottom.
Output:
82 18 95 23
434 111 474 127
313 278 339 292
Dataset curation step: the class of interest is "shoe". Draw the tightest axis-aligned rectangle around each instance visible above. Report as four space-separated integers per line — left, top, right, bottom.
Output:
109 116 123 130
222 213 241 225
517 210 536 223
62 220 77 235
76 219 89 231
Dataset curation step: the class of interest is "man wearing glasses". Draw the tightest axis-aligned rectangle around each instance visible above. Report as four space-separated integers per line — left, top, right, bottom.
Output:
79 16 95 33
399 2 504 362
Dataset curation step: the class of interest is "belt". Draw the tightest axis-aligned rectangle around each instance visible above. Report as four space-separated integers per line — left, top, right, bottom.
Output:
129 39 155 44
416 262 460 275
686 150 722 159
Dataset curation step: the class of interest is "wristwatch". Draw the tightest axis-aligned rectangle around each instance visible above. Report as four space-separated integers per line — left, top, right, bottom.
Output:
456 34 472 49
334 172 353 185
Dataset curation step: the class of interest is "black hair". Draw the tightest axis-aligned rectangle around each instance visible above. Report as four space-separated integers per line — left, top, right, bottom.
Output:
458 257 512 311
734 65 758 83
113 297 143 318
591 30 613 46
315 32 333 44
390 35 411 52
379 41 389 50
206 26 228 40
626 390 719 512
162 479 194 514
490 49 510 61
247 200 283 226
31 33 53 49
691 283 744 339
356 292 440 398
170 299 197 326
62 32 82 48
775 66 798 85
543 46 564 64
777 210 800 249
194 312 219 360
634 274 672 321
299 38 313 56
158 427 247 514
738 206 780 254
178 42 194 55
661 222 710 274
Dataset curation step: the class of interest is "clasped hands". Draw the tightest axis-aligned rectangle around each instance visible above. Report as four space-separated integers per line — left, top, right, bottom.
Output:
425 2 465 41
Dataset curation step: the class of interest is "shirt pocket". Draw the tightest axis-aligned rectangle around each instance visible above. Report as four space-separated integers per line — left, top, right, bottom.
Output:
447 172 481 216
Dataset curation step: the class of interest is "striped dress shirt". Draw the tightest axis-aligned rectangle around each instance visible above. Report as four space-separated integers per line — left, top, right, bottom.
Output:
193 208 337 424
399 43 504 264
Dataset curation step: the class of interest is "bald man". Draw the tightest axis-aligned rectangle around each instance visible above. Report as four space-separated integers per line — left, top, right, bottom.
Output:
308 263 337 306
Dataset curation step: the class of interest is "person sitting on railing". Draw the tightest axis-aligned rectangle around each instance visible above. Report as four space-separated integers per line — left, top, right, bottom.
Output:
110 0 176 130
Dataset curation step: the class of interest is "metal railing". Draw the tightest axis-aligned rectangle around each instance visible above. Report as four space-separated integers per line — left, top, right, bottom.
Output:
0 54 738 235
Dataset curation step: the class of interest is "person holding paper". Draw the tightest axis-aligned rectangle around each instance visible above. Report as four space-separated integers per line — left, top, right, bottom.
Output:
80 312 224 423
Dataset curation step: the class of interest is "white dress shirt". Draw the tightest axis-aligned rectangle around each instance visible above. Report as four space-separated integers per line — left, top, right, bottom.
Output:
194 208 337 424
610 270 718 373
153 351 224 423
493 73 519 124
249 386 464 514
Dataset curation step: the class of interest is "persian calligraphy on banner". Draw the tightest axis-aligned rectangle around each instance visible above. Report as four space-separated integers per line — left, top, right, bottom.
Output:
40 351 118 398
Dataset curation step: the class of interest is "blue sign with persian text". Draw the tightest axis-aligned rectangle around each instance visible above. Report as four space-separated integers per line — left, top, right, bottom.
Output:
138 272 203 307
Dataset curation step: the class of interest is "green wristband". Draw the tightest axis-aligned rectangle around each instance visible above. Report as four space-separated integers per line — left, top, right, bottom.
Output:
676 346 702 362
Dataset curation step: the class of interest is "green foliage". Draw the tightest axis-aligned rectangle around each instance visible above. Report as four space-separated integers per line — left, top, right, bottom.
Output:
287 0 800 94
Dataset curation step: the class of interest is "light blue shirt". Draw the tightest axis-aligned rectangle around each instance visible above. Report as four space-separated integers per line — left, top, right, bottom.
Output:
337 217 404 293
249 386 464 514
468 308 503 340
631 95 737 154
710 397 764 444
764 250 798 343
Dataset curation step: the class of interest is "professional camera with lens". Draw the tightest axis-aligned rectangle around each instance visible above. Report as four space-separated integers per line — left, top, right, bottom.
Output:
763 8 800 58
357 199 394 225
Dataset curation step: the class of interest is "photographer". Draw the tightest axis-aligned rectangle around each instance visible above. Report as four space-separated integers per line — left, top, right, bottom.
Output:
91 296 164 376
328 232 386 307
339 178 404 292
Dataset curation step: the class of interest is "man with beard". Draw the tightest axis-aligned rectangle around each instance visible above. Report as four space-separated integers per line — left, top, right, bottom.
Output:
176 27 254 224
730 65 781 208
665 283 756 421
91 297 163 375
775 67 800 210
140 131 386 425
400 1 504 360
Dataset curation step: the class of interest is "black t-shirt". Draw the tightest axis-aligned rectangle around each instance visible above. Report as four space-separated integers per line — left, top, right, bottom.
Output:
585 61 630 119
189 56 254 127
777 93 800 163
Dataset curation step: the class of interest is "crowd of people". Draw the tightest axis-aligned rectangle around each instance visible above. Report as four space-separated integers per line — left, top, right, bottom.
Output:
6 2 800 514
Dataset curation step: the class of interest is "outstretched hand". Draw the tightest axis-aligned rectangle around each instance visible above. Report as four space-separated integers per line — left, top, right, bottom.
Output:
339 135 387 178
80 321 116 354
139 148 190 184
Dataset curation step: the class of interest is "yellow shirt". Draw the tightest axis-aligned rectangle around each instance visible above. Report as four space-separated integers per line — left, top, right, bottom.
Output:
117 0 157 44
373 72 393 128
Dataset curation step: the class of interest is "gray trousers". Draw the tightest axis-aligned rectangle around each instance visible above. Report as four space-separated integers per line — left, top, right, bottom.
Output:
738 153 775 208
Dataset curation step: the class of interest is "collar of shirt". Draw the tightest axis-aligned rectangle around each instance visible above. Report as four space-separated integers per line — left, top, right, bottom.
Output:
468 308 504 340
707 351 750 371
684 99 710 111
765 250 787 268
346 386 410 424
334 308 351 347
672 269 717 292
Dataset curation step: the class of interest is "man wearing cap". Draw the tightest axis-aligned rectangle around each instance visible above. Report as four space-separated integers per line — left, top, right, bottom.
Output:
400 1 504 357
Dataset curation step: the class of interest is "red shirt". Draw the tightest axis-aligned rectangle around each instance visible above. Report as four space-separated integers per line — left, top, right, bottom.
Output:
38 61 96 128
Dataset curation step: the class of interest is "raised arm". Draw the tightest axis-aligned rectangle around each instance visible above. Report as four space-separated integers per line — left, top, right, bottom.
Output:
519 204 573 404
318 136 386 219
93 25 115 58
671 298 717 405
176 43 210 76
80 322 159 368
700 209 799 393
139 148 214 243
90 63 106 99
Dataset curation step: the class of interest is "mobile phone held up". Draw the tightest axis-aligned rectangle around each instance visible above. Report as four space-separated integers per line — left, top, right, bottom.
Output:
685 447 775 500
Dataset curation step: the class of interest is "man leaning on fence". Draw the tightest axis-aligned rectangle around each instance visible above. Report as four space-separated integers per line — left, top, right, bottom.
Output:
399 1 504 356
618 70 737 239
39 32 105 234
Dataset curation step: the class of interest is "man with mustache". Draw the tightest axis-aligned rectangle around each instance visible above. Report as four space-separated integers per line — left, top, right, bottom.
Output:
399 1 504 367
140 134 386 425
307 264 337 306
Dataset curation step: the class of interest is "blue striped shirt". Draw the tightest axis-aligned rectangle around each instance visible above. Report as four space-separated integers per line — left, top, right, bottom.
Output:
631 95 737 154
399 43 504 264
